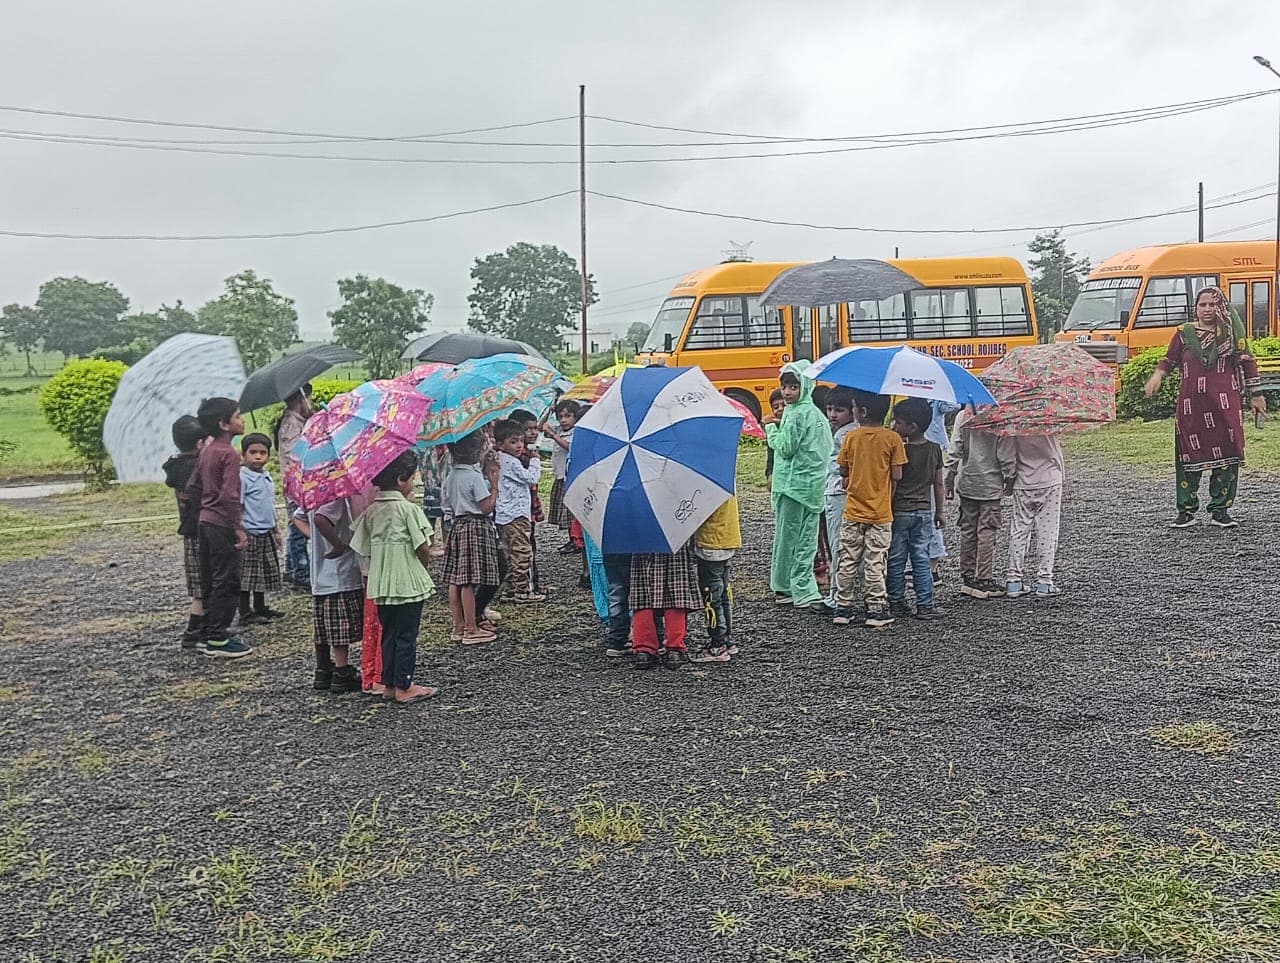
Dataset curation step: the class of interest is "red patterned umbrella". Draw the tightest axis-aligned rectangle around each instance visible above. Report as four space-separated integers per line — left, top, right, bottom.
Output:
967 343 1114 436
725 395 766 439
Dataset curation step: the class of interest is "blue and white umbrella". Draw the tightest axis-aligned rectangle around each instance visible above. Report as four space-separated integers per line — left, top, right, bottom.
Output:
564 366 742 555
808 344 997 407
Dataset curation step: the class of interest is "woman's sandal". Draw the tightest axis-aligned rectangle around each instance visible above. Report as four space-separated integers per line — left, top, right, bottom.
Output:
460 629 497 645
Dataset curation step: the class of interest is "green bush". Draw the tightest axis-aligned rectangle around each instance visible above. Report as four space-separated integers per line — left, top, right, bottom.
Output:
1252 336 1280 358
1117 347 1178 421
39 358 127 482
310 379 362 406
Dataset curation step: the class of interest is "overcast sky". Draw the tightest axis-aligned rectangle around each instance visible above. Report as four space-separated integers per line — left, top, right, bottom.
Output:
1 0 1279 342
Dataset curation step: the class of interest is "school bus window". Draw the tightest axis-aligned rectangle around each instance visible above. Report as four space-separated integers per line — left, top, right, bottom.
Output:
974 286 1031 337
1134 275 1219 329
911 288 973 339
684 295 784 349
847 293 907 342
642 296 694 351
1064 277 1140 331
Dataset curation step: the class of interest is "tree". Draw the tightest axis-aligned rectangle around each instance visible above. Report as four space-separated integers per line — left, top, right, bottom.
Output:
198 270 298 370
624 321 651 350
467 243 597 354
0 303 43 375
1027 230 1091 342
329 275 433 379
37 277 129 358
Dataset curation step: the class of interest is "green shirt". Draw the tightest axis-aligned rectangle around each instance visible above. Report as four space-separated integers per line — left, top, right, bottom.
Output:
349 491 434 605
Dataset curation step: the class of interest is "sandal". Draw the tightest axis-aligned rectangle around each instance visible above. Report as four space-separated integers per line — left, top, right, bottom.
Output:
460 629 497 645
395 685 438 704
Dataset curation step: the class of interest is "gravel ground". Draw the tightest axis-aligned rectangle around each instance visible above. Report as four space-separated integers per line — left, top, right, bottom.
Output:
3 456 1280 963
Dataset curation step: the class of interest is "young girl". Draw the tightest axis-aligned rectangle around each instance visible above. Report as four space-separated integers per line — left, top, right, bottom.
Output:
440 431 501 644
629 540 701 671
349 451 436 704
545 399 582 547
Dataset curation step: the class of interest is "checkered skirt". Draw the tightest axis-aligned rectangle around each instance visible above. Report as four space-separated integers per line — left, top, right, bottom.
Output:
548 477 571 529
440 515 502 587
313 588 364 648
240 531 282 593
182 536 203 597
629 541 701 612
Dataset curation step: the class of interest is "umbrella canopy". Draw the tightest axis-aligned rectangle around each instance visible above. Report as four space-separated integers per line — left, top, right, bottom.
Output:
240 344 363 412
393 361 453 388
967 343 1115 436
401 331 546 365
563 373 620 405
413 353 562 445
724 395 766 439
808 345 997 407
759 259 924 308
103 333 246 483
283 380 431 511
564 366 742 555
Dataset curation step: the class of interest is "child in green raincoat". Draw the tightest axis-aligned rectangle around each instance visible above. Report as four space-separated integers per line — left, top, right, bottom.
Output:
764 361 833 610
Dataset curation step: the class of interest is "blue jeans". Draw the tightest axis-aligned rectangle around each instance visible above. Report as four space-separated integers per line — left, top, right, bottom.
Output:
887 510 936 607
285 501 310 585
603 554 631 647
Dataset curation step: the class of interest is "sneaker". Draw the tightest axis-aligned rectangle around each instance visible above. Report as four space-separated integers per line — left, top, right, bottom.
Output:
888 599 914 618
689 645 731 664
1034 582 1062 598
1209 510 1239 529
631 651 660 671
483 607 503 624
313 668 333 691
255 607 287 620
1169 512 1197 529
329 665 363 695
774 594 794 606
915 604 943 620
663 648 688 671
202 637 253 659
603 643 631 658
809 601 835 617
180 629 203 650
1005 580 1032 599
512 592 548 604
865 607 895 628
980 579 1006 598
832 607 854 626
960 577 989 600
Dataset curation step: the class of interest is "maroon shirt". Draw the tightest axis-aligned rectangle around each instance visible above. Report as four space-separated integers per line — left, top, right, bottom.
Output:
188 439 242 530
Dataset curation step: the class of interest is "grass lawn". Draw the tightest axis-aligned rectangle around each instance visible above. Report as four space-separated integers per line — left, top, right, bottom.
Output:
0 377 76 482
1065 418 1280 474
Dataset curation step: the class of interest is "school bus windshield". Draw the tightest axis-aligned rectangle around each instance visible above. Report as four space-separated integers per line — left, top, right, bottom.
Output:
642 296 695 351
1063 278 1141 331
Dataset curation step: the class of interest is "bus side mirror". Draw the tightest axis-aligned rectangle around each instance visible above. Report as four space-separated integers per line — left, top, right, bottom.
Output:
664 333 674 352
1120 309 1131 327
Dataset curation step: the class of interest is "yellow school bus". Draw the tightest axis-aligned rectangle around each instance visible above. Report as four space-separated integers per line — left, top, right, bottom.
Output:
635 257 1039 417
1056 241 1277 364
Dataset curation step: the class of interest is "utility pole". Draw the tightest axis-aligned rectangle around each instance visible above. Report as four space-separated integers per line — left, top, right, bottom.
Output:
1255 56 1280 332
578 85 589 376
1197 181 1204 242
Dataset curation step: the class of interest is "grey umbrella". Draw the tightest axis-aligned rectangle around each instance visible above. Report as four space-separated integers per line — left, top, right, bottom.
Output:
402 331 546 365
759 258 925 308
239 344 363 412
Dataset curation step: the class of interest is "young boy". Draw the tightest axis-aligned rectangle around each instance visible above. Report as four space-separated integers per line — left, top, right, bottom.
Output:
162 415 206 648
764 388 784 489
186 397 252 658
238 433 284 626
833 392 907 628
690 495 741 663
765 361 832 610
509 408 546 595
821 387 859 613
886 399 945 620
944 410 1016 600
545 399 582 550
1005 433 1066 599
300 497 365 693
494 419 546 604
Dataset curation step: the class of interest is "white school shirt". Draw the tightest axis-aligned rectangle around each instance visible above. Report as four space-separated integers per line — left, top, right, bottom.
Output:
495 452 542 526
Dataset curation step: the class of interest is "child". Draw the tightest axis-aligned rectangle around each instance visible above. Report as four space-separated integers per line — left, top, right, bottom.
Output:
765 361 832 610
924 401 959 581
944 409 1016 600
690 495 741 663
545 399 582 549
277 385 313 591
629 540 701 671
764 388 784 488
301 496 365 694
162 415 206 649
493 419 546 604
441 431 502 644
238 433 284 626
886 399 945 620
833 392 906 629
1005 434 1066 599
419 445 446 558
821 387 859 613
187 397 252 658
350 450 437 704
509 408 546 595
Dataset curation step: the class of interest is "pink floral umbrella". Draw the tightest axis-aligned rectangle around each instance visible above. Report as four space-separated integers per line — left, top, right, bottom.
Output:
284 379 432 511
725 395 766 439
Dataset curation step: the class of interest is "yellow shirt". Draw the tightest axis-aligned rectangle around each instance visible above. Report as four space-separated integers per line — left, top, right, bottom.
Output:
838 426 907 524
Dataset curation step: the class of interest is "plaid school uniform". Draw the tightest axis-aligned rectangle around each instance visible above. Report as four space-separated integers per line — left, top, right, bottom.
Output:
240 531 282 592
183 536 203 597
629 542 701 612
548 477 570 529
440 515 502 587
313 588 364 648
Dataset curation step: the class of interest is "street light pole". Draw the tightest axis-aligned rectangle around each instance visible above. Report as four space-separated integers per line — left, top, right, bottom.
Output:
1255 56 1280 333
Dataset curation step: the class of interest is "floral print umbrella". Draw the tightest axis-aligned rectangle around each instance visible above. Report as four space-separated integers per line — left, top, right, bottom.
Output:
412 353 562 445
562 373 619 405
966 343 1115 436
284 380 431 510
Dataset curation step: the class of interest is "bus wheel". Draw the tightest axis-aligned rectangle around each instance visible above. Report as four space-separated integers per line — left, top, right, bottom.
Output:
724 388 761 423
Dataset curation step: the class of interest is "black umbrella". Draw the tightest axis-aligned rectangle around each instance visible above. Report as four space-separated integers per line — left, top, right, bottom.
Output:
759 258 925 308
401 331 546 365
239 344 363 412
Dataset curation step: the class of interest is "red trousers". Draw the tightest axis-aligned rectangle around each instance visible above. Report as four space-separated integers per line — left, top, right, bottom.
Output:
570 516 585 549
361 594 383 691
632 609 687 655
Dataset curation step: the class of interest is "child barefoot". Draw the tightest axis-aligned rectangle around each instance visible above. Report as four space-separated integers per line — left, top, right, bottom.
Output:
350 450 437 705
441 432 501 644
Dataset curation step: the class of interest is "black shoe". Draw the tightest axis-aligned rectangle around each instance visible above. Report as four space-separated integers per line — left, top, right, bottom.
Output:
330 665 363 695
809 602 835 617
180 628 203 649
832 607 854 626
1169 512 1197 529
663 649 688 671
915 604 943 620
865 607 896 628
631 651 660 671
239 612 267 626
603 642 631 658
313 669 333 691
1209 510 1238 529
888 599 915 618
255 607 287 620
